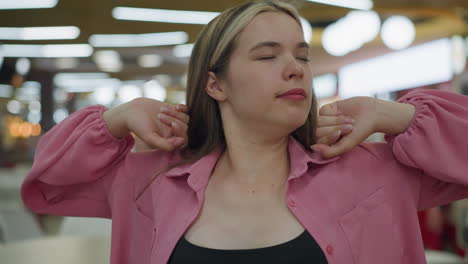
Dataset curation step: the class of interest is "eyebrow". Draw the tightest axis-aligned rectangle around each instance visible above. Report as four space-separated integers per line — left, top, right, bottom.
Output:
249 41 310 53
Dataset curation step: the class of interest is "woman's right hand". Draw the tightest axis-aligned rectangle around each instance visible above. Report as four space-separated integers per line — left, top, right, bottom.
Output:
103 97 189 151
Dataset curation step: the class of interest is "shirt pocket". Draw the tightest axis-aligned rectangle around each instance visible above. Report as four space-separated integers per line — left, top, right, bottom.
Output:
339 187 403 264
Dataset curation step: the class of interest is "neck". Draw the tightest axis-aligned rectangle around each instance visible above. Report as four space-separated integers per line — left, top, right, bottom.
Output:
217 132 291 189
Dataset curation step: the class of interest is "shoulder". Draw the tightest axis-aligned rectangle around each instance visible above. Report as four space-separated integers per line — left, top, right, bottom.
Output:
114 149 183 191
331 141 404 183
338 141 396 165
124 149 183 175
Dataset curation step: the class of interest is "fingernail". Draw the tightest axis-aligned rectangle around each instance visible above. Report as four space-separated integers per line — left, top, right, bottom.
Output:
160 106 170 113
344 119 355 124
170 138 184 146
342 124 353 132
176 105 183 111
333 130 341 137
171 121 177 127
158 113 167 120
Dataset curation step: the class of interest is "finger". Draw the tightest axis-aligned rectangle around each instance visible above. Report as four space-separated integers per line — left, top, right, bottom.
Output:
317 116 355 127
316 130 342 145
176 104 188 113
319 131 365 159
167 137 185 148
155 116 173 138
158 113 173 126
170 119 188 139
158 113 188 138
142 132 176 151
316 124 353 138
319 101 343 116
310 143 333 158
160 106 190 123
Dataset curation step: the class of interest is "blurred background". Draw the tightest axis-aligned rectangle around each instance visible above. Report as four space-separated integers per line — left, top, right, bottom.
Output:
0 0 467 263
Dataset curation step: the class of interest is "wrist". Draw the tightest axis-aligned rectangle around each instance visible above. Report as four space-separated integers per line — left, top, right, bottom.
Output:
103 104 131 138
375 99 416 135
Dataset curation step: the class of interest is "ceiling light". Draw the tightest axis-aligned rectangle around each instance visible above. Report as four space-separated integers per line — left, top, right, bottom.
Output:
3 44 93 58
113 7 312 42
28 100 41 112
16 58 31 75
0 26 80 40
54 72 120 93
7 100 22 114
91 86 116 105
173 44 194 58
138 54 163 68
28 112 42 124
300 17 313 44
381 16 415 50
118 84 142 103
53 108 69 123
167 90 186 105
313 74 337 98
0 84 13 98
93 50 123 72
112 7 219 24
54 57 79 69
16 81 41 101
54 72 110 85
59 79 121 93
304 0 373 10
143 80 166 101
346 11 380 43
339 38 452 98
0 0 58 10
89 31 188 47
322 10 380 56
451 35 466 75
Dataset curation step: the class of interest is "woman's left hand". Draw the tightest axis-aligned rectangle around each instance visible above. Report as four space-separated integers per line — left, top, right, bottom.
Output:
311 96 379 159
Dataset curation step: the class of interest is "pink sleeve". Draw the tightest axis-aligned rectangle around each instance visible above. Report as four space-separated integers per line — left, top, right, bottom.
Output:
384 89 468 210
21 105 135 218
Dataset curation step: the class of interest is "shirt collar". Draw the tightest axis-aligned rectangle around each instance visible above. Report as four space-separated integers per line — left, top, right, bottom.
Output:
287 135 340 180
165 147 223 191
166 136 340 190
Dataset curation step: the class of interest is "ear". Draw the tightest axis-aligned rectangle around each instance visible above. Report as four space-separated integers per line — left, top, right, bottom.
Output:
205 71 227 102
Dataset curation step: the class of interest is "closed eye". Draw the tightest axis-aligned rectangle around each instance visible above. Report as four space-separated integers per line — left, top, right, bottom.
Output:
297 57 310 62
258 56 275 60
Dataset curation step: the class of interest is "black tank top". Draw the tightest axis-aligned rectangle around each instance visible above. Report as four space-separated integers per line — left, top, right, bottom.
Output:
168 229 328 264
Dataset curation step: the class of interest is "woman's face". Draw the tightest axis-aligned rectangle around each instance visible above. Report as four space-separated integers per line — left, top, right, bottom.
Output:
217 11 313 136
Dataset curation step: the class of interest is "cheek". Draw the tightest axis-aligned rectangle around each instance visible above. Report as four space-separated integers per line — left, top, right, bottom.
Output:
230 66 276 99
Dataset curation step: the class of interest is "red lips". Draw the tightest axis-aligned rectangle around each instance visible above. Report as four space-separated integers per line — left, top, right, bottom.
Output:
277 88 306 97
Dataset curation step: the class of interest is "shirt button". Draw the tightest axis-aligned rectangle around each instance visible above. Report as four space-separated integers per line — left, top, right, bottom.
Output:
326 245 334 255
288 199 296 207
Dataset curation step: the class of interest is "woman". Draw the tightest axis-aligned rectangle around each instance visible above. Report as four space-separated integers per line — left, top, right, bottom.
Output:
21 1 468 263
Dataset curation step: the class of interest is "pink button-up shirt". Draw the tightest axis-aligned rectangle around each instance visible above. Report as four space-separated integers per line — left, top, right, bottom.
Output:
21 89 468 263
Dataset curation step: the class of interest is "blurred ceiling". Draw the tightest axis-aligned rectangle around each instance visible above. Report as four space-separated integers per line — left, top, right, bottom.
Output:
0 0 467 80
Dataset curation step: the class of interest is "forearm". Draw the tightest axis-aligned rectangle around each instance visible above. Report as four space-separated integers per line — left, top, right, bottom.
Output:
374 99 416 135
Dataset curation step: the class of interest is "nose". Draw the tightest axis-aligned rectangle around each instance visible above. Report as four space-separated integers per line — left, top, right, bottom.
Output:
282 55 304 81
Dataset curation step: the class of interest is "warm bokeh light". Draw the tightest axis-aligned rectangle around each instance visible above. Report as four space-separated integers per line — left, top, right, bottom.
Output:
6 116 41 138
